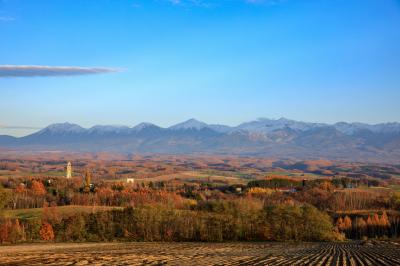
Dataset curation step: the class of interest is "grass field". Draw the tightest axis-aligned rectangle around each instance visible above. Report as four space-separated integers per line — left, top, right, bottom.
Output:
389 184 400 191
0 241 399 265
134 170 246 185
3 205 122 220
0 170 66 179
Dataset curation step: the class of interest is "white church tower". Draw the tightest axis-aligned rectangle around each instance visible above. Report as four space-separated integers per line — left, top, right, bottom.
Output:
66 161 72 179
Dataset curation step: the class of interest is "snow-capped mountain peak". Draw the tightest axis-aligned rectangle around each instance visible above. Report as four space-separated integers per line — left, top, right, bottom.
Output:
132 122 159 131
37 122 85 135
169 119 209 130
88 125 131 134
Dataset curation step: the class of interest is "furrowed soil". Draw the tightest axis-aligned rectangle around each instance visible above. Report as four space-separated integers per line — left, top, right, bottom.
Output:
0 241 399 265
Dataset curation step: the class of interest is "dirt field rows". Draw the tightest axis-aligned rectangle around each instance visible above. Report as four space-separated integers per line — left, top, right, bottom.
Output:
0 241 399 265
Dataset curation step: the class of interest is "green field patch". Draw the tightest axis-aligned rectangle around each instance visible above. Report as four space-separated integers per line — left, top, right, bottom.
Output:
3 205 122 220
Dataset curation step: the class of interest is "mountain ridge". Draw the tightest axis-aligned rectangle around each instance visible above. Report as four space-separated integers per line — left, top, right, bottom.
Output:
4 117 398 136
1 118 399 163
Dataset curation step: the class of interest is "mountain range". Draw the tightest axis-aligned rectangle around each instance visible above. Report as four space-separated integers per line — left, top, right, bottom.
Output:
1 118 400 162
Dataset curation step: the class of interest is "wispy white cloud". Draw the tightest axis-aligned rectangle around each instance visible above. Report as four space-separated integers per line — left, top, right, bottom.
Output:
164 0 284 6
0 16 14 21
246 0 285 5
0 65 122 78
166 0 213 7
0 125 42 130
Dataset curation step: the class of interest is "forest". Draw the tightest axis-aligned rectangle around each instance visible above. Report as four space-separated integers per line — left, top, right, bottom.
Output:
0 154 399 244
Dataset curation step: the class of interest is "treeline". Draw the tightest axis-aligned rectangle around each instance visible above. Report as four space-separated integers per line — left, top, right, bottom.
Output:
1 175 400 243
3 178 188 210
248 178 302 189
2 176 398 213
336 212 400 239
0 202 341 243
248 177 385 190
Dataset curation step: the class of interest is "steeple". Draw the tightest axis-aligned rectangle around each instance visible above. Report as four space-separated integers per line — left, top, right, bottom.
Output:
66 162 72 179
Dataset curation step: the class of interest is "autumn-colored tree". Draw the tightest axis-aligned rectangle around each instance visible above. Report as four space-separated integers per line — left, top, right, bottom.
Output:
65 214 87 241
336 217 345 231
31 180 46 196
380 211 390 227
343 216 352 230
390 192 400 210
372 213 380 226
319 181 334 192
378 211 390 237
108 167 117 179
84 169 92 193
96 187 114 206
39 222 54 241
366 215 373 226
0 188 10 212
15 183 26 194
9 219 23 244
30 180 47 208
264 204 338 241
247 187 274 197
13 183 28 209
0 219 11 243
354 217 367 239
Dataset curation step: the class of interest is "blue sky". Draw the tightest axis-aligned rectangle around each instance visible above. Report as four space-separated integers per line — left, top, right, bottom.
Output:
1 0 400 136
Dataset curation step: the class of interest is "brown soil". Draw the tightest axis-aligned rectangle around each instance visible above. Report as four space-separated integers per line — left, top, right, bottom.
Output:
0 241 399 265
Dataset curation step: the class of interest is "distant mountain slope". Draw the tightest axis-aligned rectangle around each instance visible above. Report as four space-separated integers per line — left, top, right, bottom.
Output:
1 118 399 163
0 135 17 145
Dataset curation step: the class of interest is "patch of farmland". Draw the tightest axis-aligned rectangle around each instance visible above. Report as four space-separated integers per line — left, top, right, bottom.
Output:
3 205 123 220
135 171 244 184
0 241 399 265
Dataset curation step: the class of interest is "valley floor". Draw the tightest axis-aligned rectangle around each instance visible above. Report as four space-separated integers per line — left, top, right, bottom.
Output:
0 241 399 265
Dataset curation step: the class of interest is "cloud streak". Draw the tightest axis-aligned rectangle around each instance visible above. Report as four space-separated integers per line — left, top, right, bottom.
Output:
0 65 121 78
0 125 42 130
246 0 285 4
165 0 284 6
0 16 15 21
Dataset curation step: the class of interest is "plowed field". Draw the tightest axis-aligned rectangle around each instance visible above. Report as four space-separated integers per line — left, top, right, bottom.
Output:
0 241 399 265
